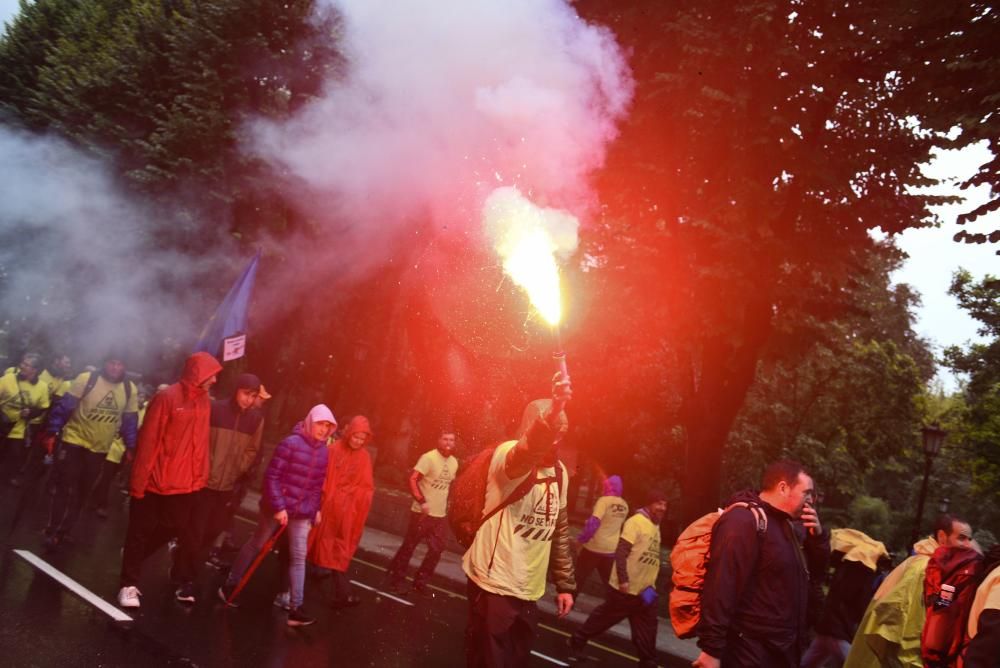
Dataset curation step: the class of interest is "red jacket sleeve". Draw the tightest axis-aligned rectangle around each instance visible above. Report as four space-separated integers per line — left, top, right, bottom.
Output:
129 391 170 497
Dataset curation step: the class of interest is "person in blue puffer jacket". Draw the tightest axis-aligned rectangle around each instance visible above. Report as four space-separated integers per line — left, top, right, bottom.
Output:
219 404 335 627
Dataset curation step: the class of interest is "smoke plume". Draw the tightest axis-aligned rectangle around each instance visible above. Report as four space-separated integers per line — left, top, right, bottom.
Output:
251 0 633 258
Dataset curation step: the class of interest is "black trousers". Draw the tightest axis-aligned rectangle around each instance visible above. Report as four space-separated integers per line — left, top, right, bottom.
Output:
120 491 202 587
572 586 658 667
387 513 447 587
90 459 121 511
47 443 106 537
465 579 539 668
575 547 614 592
190 487 235 553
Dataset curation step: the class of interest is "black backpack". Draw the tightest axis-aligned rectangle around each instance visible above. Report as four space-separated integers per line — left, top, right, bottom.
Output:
447 444 564 549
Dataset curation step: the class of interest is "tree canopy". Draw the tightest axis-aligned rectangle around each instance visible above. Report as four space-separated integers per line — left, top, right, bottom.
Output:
0 0 997 540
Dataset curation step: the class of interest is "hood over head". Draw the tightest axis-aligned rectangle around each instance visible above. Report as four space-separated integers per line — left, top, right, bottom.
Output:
180 352 222 392
831 528 890 572
296 404 337 445
341 415 373 448
603 475 623 497
516 398 568 439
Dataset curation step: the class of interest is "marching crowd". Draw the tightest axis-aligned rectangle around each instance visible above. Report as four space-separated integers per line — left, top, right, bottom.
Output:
1 347 999 667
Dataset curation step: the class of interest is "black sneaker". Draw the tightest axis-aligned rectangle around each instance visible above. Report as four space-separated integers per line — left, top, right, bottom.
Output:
329 595 361 609
175 583 196 604
566 638 589 663
217 583 239 607
287 607 316 627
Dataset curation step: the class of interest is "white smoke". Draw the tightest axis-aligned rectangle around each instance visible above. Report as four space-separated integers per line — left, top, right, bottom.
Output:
251 0 633 249
0 127 224 367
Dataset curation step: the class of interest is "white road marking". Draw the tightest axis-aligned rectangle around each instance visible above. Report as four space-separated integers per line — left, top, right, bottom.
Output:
13 549 133 622
531 650 570 666
349 579 414 606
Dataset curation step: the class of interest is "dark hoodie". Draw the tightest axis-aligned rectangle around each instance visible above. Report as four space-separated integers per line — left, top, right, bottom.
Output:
696 490 830 667
129 352 222 497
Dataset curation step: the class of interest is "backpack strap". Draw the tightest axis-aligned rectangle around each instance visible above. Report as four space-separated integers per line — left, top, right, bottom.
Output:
80 371 132 406
724 501 768 536
80 371 101 401
479 465 540 528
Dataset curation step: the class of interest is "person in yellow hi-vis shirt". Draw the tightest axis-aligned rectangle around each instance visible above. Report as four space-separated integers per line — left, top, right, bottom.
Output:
5 353 72 486
568 491 668 668
42 353 138 550
0 352 50 481
91 385 150 518
387 429 459 594
575 474 628 592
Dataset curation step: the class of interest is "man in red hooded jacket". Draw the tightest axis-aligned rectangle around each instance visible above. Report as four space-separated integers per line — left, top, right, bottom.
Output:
117 351 221 609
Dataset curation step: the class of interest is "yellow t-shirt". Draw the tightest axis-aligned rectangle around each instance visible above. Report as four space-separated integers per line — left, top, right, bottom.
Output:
39 369 71 399
61 372 139 454
584 495 629 554
0 373 50 439
969 564 1000 639
411 448 459 517
610 511 661 594
462 440 568 601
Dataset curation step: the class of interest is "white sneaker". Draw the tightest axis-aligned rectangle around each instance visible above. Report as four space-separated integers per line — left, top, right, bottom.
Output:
273 591 291 611
118 586 141 608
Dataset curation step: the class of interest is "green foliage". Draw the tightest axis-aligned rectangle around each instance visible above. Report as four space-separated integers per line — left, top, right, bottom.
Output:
0 0 341 237
942 271 1000 523
572 0 993 518
846 496 892 544
906 4 1000 253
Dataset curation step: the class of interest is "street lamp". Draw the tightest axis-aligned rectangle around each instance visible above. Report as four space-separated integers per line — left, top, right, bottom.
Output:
911 423 947 544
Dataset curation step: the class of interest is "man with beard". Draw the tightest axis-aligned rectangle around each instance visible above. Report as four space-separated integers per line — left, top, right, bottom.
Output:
463 374 576 667
693 460 830 668
387 429 459 595
43 353 138 550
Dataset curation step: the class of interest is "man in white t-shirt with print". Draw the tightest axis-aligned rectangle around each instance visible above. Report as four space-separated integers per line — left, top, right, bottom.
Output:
464 376 576 667
568 491 668 668
387 429 459 594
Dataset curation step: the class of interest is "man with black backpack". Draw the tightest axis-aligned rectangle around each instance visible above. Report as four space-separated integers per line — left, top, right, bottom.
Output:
461 375 576 667
693 460 830 668
42 352 139 550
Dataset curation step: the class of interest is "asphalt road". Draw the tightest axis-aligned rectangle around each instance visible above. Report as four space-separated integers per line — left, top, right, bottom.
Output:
0 483 688 667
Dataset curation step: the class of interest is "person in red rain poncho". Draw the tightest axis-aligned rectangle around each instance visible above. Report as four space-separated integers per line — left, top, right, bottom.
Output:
117 351 222 609
307 415 374 607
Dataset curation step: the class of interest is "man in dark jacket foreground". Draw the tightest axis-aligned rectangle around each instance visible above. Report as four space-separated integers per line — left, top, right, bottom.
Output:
693 460 830 668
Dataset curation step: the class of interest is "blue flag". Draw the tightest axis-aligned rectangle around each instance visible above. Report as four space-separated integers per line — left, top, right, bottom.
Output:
194 250 260 360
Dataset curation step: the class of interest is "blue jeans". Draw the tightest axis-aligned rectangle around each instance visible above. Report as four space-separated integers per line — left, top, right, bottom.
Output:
227 512 310 609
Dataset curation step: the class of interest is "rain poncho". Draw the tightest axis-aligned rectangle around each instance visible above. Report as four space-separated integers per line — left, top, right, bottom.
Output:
307 416 375 571
844 536 939 668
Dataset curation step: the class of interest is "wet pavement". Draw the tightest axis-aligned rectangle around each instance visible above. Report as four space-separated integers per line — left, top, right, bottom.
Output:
0 483 693 667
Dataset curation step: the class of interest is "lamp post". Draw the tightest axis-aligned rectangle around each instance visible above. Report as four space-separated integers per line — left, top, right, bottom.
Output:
911 423 947 544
